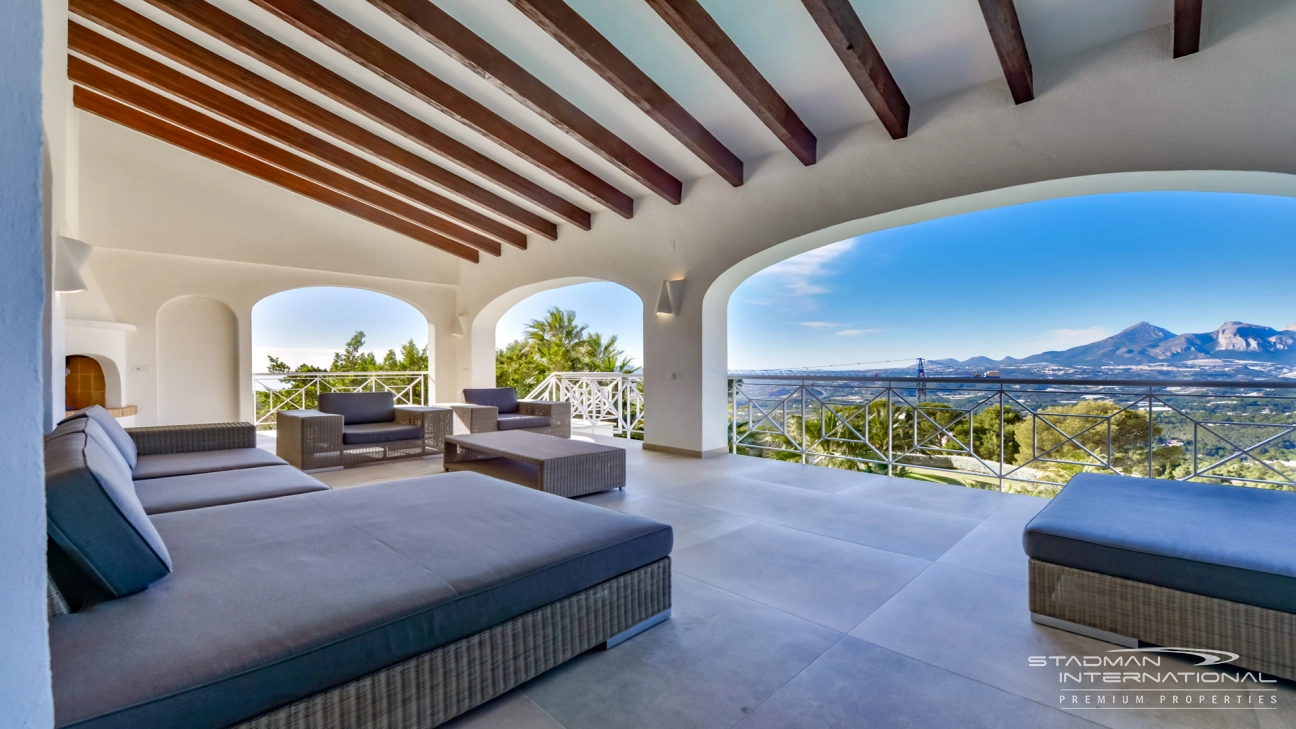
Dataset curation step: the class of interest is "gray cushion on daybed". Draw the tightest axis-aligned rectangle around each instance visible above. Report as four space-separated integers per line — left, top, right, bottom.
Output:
134 466 330 515
1024 473 1296 614
319 391 396 425
463 387 519 414
60 405 138 469
131 447 288 480
50 473 672 729
45 420 171 598
496 413 550 430
341 421 425 445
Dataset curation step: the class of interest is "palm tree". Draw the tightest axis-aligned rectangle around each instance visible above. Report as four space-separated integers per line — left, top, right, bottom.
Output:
525 308 588 373
580 332 636 373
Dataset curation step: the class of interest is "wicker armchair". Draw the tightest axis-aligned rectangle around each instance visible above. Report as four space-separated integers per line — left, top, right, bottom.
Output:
441 388 571 438
276 393 452 472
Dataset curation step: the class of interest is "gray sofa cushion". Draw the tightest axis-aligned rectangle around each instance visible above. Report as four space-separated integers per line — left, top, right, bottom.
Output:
495 413 550 430
134 466 330 515
50 474 672 729
318 392 396 425
45 420 172 598
132 447 287 480
60 405 138 469
342 422 425 445
463 387 519 414
1024 473 1296 613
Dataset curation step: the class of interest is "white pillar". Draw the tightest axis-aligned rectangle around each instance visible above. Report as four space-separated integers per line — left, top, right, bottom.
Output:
641 284 730 457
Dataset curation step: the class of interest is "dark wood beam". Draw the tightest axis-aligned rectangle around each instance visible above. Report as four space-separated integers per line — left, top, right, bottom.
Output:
68 23 525 249
977 0 1033 104
73 87 479 262
68 0 558 238
250 0 633 219
645 0 816 166
138 0 590 229
509 0 744 187
800 0 908 139
367 0 683 205
69 57 502 256
1174 0 1202 58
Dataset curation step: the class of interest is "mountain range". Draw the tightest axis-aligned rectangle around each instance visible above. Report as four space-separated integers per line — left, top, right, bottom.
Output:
937 321 1296 367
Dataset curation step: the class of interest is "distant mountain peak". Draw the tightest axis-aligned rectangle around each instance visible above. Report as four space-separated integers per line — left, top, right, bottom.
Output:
1117 321 1176 340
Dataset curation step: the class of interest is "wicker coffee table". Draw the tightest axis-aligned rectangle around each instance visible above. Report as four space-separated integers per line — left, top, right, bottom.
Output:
443 430 626 497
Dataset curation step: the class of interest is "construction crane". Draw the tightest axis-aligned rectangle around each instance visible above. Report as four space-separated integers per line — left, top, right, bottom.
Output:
916 357 928 402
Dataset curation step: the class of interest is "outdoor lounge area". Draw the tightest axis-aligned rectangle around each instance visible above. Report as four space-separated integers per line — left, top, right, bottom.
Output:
8 0 1296 727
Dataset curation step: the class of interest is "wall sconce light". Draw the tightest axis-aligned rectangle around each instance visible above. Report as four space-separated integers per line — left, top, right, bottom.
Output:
656 279 684 316
450 311 469 337
55 236 93 294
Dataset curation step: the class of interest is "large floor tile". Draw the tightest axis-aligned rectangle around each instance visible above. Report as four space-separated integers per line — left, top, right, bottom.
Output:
937 519 1030 582
575 490 755 550
310 457 445 488
852 563 1264 729
840 476 1009 519
673 522 928 631
662 475 831 520
737 636 1098 729
732 458 885 494
984 492 1051 527
767 493 982 560
440 690 565 729
521 573 840 729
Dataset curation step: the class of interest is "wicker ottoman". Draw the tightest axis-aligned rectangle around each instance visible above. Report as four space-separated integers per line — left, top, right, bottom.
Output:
444 431 625 497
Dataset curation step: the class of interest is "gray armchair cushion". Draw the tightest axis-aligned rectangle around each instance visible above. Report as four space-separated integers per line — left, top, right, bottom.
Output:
134 466 330 515
318 392 397 425
462 388 519 414
1024 473 1296 613
60 404 138 469
342 422 425 446
132 448 288 480
495 413 550 430
45 420 172 598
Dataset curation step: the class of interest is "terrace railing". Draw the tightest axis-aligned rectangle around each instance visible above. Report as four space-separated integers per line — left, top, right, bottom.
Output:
527 372 644 437
729 375 1296 496
253 371 428 429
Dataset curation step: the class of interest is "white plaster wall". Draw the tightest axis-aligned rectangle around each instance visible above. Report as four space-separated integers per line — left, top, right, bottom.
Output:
81 248 459 426
156 296 241 424
453 1 1296 454
2 0 57 723
65 320 136 422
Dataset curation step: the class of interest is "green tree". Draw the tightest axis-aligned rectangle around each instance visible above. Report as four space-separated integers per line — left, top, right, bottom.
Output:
495 307 637 396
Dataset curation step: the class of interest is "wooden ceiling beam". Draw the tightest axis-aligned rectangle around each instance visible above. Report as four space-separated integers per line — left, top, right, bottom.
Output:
367 0 683 205
138 0 589 229
73 87 479 262
800 0 908 140
70 57 502 256
645 0 816 166
68 0 558 239
509 0 744 187
250 0 634 219
977 0 1033 104
68 23 524 249
1173 0 1203 58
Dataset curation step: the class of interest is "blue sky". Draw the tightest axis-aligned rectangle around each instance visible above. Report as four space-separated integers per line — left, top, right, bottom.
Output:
252 192 1296 373
252 287 428 371
729 191 1296 371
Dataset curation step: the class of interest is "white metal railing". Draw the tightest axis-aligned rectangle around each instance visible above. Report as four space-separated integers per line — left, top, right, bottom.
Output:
730 374 1296 497
253 371 428 428
527 372 644 437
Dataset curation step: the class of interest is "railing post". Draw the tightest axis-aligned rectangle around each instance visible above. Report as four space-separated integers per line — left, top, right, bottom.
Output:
886 385 894 477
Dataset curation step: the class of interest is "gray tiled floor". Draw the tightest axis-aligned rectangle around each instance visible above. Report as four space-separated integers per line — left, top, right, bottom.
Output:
324 435 1294 729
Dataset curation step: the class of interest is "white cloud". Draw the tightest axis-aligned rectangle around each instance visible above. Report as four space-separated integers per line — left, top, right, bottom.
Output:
756 240 855 297
800 321 844 329
836 328 882 337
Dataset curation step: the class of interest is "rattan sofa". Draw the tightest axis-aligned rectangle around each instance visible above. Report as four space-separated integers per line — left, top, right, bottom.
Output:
45 406 673 729
1025 473 1296 680
441 387 571 438
276 392 452 471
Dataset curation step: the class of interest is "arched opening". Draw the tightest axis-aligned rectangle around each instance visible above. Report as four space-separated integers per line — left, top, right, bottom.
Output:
65 355 106 410
250 286 433 430
475 280 644 437
156 295 240 425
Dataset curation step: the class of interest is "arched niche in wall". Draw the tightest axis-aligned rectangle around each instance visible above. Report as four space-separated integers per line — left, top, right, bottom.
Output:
156 295 240 424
